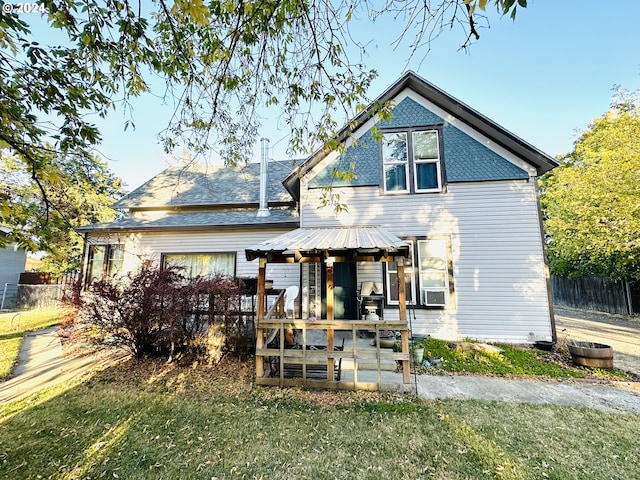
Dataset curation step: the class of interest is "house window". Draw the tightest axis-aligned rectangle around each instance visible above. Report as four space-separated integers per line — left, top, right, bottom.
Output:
381 128 443 194
413 131 441 192
385 237 452 308
385 243 416 305
87 244 124 283
417 239 449 306
382 132 409 192
162 252 236 278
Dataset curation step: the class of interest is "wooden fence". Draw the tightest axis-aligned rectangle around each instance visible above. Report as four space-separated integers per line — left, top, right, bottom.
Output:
551 275 638 315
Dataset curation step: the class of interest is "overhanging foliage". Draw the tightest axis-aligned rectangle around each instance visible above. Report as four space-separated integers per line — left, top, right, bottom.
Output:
540 87 640 281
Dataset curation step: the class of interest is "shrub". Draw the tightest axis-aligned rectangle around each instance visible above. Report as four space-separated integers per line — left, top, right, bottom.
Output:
78 261 245 361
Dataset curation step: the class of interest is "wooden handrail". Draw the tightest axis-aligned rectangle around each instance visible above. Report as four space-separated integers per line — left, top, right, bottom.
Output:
255 318 411 390
264 289 285 320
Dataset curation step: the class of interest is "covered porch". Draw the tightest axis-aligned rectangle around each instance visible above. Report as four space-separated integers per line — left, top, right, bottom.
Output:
245 226 414 391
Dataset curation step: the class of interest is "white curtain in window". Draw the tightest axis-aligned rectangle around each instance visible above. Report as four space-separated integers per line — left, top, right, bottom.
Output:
164 253 235 277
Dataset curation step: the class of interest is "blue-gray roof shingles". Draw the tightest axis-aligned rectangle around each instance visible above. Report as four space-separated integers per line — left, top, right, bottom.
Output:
115 160 298 209
77 208 299 233
308 97 528 188
78 161 300 233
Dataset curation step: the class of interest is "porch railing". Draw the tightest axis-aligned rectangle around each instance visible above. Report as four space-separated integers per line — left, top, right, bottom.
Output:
255 318 411 391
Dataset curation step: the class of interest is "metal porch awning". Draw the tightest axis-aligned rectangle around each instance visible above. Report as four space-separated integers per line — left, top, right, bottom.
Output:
245 226 410 263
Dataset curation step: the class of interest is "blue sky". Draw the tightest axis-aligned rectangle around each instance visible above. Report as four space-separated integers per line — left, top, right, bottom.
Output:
86 0 640 191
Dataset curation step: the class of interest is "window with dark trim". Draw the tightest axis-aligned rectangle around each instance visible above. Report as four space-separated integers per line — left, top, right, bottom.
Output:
87 244 124 283
381 127 444 194
385 236 453 308
162 252 236 278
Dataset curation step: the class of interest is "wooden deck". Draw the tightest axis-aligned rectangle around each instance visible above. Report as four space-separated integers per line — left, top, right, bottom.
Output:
255 319 411 390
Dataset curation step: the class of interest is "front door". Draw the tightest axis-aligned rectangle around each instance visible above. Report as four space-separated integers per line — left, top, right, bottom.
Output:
322 262 357 320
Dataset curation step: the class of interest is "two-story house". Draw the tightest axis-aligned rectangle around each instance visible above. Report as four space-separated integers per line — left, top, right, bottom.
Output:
80 71 558 344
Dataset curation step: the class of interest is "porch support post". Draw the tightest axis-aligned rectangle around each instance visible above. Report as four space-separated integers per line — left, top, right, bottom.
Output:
397 257 410 383
256 257 267 378
397 258 407 322
326 257 335 379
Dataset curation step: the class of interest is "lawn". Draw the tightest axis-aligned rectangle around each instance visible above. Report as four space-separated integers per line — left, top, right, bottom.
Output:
418 337 632 380
1 357 638 480
0 308 67 380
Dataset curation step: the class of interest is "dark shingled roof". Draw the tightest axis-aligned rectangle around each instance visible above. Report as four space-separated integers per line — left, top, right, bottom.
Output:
76 208 299 233
115 160 297 209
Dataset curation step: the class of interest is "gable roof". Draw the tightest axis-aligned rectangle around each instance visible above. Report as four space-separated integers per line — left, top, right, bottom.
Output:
283 71 559 200
116 160 297 210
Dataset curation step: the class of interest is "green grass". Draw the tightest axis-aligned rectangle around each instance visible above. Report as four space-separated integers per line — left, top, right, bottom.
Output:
420 338 629 380
0 307 67 380
0 359 638 480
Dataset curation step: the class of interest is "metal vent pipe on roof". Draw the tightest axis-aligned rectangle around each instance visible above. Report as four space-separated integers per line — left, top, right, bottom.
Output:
256 137 271 217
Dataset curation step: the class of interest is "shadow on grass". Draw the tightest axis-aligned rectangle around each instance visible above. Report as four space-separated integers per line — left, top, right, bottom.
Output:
1 356 639 480
0 330 26 343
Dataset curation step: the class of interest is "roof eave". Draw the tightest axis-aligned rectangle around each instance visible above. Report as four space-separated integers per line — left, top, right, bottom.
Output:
76 220 300 235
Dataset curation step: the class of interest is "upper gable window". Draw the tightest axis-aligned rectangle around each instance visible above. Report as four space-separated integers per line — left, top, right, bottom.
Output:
382 132 409 192
382 128 443 194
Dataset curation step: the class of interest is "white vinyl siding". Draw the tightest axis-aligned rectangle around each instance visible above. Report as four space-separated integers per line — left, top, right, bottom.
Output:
300 180 552 343
87 228 300 291
0 242 26 287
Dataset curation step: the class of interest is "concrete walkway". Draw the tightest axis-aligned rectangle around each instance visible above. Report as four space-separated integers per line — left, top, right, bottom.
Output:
0 326 127 404
2 327 639 414
555 306 640 376
414 374 640 414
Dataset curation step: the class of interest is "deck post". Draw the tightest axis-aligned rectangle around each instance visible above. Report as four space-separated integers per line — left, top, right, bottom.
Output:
326 257 335 379
256 257 267 378
397 258 410 383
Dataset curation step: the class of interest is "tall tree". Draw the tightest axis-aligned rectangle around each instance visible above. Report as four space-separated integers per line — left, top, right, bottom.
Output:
0 152 124 276
540 87 640 281
1 1 527 216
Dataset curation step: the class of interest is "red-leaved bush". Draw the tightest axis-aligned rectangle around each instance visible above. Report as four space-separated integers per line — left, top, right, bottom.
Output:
78 260 245 361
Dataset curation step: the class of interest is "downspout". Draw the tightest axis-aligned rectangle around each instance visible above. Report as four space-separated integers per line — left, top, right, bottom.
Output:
256 137 271 217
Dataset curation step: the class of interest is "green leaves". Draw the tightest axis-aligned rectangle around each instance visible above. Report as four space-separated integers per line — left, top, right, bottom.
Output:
541 88 640 281
1 0 529 227
0 151 124 275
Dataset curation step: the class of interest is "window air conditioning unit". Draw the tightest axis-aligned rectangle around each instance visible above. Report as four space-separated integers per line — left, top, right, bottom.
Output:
421 288 447 307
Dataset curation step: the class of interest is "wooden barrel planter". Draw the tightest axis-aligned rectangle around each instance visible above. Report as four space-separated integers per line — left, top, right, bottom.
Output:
568 341 614 369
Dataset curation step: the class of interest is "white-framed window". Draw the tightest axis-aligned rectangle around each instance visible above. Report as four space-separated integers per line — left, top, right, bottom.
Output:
162 252 236 278
385 243 416 305
385 237 452 308
413 131 442 192
87 244 124 283
381 128 443 194
417 239 449 306
382 132 409 193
